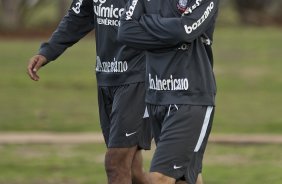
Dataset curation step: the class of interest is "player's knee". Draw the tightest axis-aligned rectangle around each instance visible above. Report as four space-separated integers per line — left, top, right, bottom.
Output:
131 152 143 174
196 173 203 184
131 166 141 180
149 172 175 184
104 148 134 177
175 180 188 184
132 168 149 184
104 150 134 183
104 151 118 179
105 150 124 172
175 173 203 184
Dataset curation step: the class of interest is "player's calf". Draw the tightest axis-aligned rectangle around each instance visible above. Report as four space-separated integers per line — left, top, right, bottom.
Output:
105 147 137 184
131 150 150 184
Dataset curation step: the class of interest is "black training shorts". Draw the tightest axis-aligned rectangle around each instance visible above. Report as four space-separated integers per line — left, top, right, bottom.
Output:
148 104 214 183
98 82 152 150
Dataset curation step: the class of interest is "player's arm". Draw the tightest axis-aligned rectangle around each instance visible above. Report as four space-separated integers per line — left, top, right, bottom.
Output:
118 0 176 50
39 0 95 62
138 0 219 45
27 0 95 81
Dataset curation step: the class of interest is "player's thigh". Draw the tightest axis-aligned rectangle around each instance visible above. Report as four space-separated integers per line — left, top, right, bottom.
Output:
97 86 113 146
108 83 150 149
105 146 138 168
149 172 176 184
150 105 214 183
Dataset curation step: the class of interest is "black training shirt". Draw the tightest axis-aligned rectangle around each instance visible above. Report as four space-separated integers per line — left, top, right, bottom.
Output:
118 0 219 105
39 0 145 86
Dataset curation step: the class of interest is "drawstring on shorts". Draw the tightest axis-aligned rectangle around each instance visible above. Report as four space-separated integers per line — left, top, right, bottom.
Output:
167 104 179 116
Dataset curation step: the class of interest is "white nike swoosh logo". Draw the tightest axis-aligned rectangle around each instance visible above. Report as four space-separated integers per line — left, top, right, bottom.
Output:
173 165 183 169
125 132 137 137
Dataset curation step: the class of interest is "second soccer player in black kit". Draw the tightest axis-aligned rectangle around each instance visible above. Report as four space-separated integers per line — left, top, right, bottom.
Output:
27 0 152 184
118 0 219 183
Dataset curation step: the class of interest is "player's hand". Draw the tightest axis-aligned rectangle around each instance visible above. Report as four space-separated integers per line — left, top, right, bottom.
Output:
27 55 47 81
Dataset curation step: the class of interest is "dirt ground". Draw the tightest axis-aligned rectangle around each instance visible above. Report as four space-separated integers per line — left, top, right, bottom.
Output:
0 132 281 144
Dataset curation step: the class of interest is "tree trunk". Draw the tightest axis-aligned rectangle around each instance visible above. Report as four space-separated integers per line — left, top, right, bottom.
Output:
234 0 282 25
58 0 71 19
0 0 22 29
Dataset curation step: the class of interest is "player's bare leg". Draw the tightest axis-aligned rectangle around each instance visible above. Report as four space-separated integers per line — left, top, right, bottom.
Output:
196 174 203 184
131 150 150 184
175 173 203 184
149 172 176 184
105 146 138 184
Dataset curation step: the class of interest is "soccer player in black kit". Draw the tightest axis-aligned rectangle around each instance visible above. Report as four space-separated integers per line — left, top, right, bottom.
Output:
118 0 219 183
27 0 152 184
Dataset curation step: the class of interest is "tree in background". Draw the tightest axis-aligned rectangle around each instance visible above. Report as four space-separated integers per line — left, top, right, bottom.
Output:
0 0 281 32
0 0 70 30
234 0 282 25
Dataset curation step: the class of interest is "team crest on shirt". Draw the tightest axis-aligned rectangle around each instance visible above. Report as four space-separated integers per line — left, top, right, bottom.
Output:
177 0 188 13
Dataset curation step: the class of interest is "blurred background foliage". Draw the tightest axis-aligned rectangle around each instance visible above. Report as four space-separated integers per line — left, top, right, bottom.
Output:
0 0 69 33
0 1 281 183
0 0 282 33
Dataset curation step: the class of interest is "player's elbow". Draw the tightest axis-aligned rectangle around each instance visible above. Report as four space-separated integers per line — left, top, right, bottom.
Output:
117 30 125 43
117 27 129 45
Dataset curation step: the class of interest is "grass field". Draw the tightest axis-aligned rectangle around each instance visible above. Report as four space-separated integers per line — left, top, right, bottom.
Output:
0 24 282 183
213 26 282 134
0 143 281 184
0 36 99 132
0 26 281 133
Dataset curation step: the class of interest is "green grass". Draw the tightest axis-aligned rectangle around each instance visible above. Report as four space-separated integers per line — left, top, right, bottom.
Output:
0 143 281 184
203 143 282 184
0 37 100 132
0 144 107 184
1 3 281 184
0 26 282 133
213 26 282 134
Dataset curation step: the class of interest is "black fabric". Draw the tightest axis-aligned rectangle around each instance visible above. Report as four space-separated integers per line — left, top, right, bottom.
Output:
118 0 219 105
148 105 214 183
98 83 152 150
39 0 146 86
